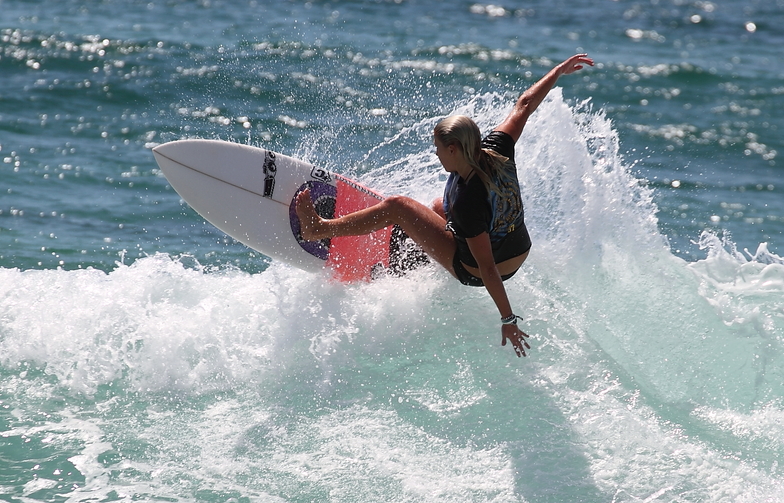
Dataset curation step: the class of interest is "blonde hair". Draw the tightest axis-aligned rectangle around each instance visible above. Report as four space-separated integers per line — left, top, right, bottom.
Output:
433 115 509 193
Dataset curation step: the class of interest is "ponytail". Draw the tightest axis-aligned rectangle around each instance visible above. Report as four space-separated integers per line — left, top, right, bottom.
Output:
434 115 509 194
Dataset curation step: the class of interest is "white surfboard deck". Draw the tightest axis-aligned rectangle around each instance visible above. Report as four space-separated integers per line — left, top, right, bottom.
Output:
152 139 404 282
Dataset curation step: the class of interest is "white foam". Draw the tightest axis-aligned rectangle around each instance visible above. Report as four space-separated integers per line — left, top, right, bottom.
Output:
3 94 784 501
535 360 784 501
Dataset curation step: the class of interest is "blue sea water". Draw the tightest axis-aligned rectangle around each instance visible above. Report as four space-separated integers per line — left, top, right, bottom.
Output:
2 0 784 501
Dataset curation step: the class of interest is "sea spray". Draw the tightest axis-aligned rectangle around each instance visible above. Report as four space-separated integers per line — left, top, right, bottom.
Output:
3 87 784 502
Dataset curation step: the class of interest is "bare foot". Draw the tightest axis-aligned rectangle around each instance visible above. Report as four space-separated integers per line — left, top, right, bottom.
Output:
296 189 328 241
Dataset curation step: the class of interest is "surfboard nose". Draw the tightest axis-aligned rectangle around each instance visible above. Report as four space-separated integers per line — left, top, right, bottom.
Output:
152 140 190 161
151 140 181 165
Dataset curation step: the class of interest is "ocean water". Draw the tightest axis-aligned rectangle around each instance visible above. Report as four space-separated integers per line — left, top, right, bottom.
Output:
2 0 783 501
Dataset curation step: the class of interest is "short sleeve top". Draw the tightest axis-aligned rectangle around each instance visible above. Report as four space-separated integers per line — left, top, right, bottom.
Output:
442 131 529 267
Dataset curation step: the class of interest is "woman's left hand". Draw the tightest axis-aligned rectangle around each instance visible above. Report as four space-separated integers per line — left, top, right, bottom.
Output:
501 323 531 357
558 54 594 76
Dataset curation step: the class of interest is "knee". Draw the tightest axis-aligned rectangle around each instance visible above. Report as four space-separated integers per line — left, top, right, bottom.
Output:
384 195 416 211
430 197 445 218
382 195 428 220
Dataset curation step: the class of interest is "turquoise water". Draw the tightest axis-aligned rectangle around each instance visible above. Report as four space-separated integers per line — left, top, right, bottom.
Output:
2 1 784 501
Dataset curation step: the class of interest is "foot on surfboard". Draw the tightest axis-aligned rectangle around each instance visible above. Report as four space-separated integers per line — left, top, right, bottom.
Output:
296 189 328 241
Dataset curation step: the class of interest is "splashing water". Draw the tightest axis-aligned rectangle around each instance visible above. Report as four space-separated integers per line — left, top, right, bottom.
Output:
2 93 783 502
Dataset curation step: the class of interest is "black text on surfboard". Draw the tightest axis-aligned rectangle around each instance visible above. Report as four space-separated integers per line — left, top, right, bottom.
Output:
310 166 332 183
263 150 277 198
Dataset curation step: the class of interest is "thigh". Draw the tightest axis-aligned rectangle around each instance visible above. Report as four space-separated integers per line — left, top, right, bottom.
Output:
385 196 456 274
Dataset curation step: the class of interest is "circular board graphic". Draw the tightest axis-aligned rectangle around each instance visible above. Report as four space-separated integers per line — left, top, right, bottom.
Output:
289 181 337 260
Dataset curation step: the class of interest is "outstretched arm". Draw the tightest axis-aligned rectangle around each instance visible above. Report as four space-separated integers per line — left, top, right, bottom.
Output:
495 54 594 143
466 233 531 357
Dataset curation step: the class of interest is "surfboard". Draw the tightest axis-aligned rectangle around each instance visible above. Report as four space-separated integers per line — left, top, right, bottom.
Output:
152 139 425 282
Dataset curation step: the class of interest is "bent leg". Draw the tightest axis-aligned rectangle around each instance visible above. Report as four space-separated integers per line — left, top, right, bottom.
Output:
297 190 456 273
430 197 446 220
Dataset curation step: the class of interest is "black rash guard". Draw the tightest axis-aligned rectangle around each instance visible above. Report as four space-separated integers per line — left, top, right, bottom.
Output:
442 131 532 269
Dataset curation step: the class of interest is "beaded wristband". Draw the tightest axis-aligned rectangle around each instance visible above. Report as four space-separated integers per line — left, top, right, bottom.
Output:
501 314 523 325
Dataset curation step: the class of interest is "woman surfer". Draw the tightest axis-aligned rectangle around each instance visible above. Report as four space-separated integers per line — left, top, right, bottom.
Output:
296 54 594 357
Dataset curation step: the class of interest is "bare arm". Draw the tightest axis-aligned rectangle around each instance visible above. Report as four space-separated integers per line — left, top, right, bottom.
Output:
495 54 594 143
466 232 531 357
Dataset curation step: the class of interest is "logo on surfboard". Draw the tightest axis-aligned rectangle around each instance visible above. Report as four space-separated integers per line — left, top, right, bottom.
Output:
263 150 277 198
310 166 332 183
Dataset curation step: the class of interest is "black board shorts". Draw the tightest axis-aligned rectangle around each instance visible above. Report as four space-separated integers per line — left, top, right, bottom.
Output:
452 253 521 287
450 224 531 287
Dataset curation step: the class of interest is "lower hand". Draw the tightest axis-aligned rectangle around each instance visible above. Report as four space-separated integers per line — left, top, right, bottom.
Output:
501 323 531 357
